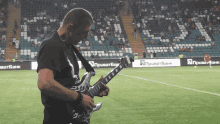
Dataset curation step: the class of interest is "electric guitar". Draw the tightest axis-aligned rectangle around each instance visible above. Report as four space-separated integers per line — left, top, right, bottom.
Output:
68 56 134 123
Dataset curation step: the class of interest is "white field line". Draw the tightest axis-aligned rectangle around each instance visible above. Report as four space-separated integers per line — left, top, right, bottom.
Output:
95 69 219 96
118 74 219 96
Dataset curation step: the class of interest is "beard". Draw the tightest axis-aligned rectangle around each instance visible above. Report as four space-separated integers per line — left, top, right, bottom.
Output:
61 33 81 45
66 36 78 45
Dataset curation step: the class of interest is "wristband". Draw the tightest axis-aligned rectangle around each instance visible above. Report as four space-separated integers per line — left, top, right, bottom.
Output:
75 91 83 104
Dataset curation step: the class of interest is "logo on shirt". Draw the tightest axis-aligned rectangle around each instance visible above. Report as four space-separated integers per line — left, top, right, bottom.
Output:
67 56 80 84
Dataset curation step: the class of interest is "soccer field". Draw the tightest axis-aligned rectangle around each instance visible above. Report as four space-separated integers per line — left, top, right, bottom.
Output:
0 66 220 124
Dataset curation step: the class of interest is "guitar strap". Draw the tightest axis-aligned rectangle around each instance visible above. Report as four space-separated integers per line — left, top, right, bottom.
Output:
71 44 95 74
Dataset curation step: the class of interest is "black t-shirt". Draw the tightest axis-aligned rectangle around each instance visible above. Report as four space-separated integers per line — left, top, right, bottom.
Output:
37 30 80 85
143 53 146 58
36 30 87 124
153 52 156 57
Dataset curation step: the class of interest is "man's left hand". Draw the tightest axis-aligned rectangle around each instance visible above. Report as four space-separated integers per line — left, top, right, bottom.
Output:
94 75 109 97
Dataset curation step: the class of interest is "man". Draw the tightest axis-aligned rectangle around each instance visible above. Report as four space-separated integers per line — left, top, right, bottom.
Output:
137 22 141 31
113 42 117 49
12 38 16 45
118 41 122 48
189 47 193 52
150 40 155 45
211 41 216 48
85 40 90 46
91 54 94 59
13 28 16 35
134 53 138 59
160 32 165 39
12 58 15 62
162 50 165 56
36 8 109 124
15 39 20 50
181 46 185 52
44 25 48 36
153 51 156 58
95 54 100 59
172 40 175 47
31 41 35 47
14 20 18 30
158 40 162 45
133 25 137 39
99 40 102 45
204 53 212 68
196 36 200 44
1 52 4 58
143 52 146 58
119 38 123 48
178 46 182 52
150 52 153 58
179 53 183 58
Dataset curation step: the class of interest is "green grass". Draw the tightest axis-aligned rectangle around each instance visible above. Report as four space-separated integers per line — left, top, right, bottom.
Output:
0 66 220 124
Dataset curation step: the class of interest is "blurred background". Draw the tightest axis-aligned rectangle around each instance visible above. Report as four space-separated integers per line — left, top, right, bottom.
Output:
0 0 219 61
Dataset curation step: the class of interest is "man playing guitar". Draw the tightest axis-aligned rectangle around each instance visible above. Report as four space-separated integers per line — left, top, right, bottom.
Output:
37 8 109 124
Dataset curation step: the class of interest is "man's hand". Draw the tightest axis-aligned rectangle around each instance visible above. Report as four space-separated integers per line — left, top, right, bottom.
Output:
81 94 95 112
94 75 110 97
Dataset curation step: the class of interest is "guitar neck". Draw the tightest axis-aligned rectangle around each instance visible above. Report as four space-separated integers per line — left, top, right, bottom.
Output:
103 63 124 85
87 63 124 97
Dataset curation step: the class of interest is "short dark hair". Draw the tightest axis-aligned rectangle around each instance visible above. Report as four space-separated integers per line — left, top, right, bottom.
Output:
62 8 94 29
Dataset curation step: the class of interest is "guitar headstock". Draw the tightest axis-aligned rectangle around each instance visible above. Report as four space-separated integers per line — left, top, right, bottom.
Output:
119 56 134 68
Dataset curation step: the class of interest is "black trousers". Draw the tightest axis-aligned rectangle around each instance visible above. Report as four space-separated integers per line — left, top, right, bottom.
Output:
42 106 88 124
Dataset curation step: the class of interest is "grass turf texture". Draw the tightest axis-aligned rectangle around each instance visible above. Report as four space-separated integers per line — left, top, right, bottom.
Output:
0 66 220 124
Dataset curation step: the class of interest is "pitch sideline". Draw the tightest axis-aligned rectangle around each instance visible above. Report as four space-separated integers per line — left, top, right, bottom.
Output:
95 69 219 97
119 73 219 97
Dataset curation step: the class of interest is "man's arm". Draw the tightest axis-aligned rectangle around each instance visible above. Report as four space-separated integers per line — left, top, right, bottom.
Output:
40 79 79 102
38 68 79 102
38 68 95 111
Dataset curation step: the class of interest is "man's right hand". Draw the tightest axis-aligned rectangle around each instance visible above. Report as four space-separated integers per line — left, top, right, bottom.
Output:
81 94 95 112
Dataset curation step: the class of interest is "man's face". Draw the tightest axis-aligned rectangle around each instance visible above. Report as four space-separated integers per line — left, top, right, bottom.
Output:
66 24 91 45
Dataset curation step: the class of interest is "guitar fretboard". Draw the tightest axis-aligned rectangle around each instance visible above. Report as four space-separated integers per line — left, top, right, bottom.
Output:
88 63 124 98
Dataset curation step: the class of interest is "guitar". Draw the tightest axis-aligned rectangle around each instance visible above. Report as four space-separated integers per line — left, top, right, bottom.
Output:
68 56 134 123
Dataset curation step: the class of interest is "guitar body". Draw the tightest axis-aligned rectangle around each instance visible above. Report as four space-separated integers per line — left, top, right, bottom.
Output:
68 56 134 124
67 72 102 124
